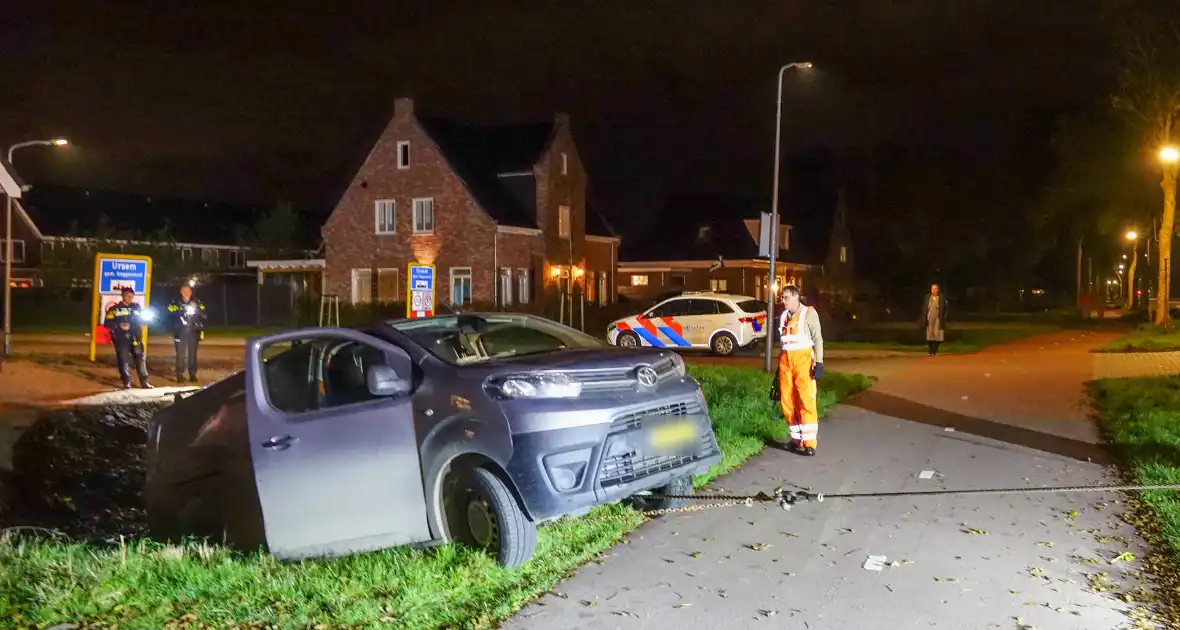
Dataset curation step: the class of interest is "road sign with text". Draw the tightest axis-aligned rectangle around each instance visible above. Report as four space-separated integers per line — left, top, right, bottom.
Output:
407 263 436 319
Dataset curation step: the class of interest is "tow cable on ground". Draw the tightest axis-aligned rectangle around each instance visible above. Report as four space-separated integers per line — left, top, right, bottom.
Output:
630 482 1180 518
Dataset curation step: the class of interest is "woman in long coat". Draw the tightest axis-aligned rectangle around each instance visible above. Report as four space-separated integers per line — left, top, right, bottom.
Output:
919 283 948 355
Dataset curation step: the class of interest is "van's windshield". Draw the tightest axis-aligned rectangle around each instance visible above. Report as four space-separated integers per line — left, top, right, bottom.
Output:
388 313 605 365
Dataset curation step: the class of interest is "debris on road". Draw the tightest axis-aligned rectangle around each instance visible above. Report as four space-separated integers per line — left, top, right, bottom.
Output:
863 554 887 571
919 470 935 480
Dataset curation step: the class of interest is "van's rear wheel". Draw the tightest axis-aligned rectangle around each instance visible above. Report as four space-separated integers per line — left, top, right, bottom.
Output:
443 465 537 568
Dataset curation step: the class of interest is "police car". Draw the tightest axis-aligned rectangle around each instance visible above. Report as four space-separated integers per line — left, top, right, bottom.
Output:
607 292 769 356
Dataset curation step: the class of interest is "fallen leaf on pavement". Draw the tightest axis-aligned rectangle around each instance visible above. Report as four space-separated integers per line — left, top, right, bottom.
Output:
688 551 703 559
1111 552 1135 563
746 543 772 551
759 609 778 617
674 603 692 609
962 528 989 535
581 600 597 607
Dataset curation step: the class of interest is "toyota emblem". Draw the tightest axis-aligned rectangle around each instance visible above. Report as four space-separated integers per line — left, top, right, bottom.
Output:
636 366 658 388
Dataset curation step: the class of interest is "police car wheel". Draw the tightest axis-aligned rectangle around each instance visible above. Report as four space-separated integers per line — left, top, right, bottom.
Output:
710 332 738 356
443 465 537 569
616 331 641 348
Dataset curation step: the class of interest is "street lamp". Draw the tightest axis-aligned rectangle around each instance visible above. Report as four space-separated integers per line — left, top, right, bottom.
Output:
765 60 814 373
1125 229 1141 310
3 138 69 361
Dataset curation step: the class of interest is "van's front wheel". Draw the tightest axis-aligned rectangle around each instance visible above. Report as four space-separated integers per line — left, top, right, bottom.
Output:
443 465 537 569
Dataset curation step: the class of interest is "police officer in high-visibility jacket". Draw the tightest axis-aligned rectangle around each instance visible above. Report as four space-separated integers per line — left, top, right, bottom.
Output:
167 283 207 382
776 285 824 456
103 287 153 390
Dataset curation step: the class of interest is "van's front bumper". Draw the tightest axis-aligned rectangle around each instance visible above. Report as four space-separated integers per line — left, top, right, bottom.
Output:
503 393 721 521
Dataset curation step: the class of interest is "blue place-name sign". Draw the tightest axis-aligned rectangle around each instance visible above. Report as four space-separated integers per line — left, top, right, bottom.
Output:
98 258 149 293
410 265 434 290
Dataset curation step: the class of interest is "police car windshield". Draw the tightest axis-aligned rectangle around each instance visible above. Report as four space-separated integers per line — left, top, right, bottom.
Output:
389 314 605 365
736 299 767 314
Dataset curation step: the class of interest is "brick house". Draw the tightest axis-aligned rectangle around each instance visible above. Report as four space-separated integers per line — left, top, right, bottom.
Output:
618 193 854 304
321 98 620 308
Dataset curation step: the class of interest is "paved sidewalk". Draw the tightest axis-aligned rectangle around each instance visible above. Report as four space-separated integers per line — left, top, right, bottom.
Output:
1094 350 1180 379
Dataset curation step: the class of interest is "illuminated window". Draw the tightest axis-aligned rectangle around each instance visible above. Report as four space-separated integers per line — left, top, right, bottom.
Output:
352 269 372 304
375 200 396 234
377 268 398 302
631 274 648 286
558 205 571 239
839 245 847 263
412 198 434 233
710 278 728 292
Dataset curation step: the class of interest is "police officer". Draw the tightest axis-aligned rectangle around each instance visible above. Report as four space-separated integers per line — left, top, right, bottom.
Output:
103 287 152 390
167 283 207 382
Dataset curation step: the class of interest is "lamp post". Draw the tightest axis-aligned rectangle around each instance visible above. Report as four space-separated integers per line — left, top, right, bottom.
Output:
3 138 68 362
1154 146 1179 325
764 60 813 373
1125 230 1139 310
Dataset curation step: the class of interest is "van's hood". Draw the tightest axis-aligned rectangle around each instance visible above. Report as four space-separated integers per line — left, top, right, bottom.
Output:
468 347 678 375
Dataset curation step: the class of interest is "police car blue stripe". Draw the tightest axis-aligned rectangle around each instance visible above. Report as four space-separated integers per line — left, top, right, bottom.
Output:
658 326 692 347
634 328 665 347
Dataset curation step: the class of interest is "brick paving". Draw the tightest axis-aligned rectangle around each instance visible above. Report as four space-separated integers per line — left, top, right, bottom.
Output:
1093 349 1180 379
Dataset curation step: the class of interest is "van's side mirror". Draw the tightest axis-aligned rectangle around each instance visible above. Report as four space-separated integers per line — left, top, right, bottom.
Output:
366 364 410 397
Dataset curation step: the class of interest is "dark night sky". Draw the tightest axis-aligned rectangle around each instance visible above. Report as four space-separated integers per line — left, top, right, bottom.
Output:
2 0 1114 238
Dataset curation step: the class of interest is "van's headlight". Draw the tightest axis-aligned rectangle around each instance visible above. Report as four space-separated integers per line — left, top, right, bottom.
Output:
668 352 686 377
485 372 583 399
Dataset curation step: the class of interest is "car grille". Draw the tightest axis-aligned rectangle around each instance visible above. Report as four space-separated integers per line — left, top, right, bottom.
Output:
568 356 679 393
598 397 717 486
599 434 718 486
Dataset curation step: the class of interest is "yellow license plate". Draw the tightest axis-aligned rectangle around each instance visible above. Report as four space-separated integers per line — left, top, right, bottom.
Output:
650 421 697 450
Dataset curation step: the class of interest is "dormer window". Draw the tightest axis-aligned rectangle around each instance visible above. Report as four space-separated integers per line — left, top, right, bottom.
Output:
696 225 712 243
561 152 568 175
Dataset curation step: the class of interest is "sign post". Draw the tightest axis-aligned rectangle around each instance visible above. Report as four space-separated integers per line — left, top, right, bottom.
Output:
90 253 153 362
406 263 436 319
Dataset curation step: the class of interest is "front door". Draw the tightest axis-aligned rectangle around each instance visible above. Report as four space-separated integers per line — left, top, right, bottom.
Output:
245 328 430 560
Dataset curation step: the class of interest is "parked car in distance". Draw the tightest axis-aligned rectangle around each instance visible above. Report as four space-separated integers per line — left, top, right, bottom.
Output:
606 292 768 356
146 313 721 568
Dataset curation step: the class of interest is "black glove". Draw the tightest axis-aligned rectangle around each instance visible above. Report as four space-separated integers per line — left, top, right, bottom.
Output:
811 362 823 381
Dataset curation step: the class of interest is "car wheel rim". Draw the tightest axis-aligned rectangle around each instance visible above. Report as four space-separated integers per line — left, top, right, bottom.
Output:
716 336 733 354
467 497 498 549
620 335 637 347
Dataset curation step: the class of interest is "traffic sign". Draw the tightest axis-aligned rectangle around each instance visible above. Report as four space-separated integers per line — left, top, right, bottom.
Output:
406 263 435 319
89 253 153 361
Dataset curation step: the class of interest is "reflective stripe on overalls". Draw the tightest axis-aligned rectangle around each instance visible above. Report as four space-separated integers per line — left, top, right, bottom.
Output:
777 305 818 448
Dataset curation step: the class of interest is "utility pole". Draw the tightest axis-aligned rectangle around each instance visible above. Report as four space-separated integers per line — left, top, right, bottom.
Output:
763 60 813 374
1075 238 1083 309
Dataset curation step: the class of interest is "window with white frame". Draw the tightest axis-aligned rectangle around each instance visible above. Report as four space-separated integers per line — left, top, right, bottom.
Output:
412 198 434 233
375 200 396 234
839 245 847 263
558 205 571 239
598 272 608 305
181 247 193 262
499 268 513 306
710 278 728 292
561 152 568 175
397 141 410 169
377 268 398 302
517 268 531 304
450 267 472 305
352 268 373 304
1 239 26 264
202 248 219 266
630 274 648 286
228 249 243 267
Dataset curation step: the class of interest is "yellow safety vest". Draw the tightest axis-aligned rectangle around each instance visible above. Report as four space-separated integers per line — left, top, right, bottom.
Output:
779 306 814 352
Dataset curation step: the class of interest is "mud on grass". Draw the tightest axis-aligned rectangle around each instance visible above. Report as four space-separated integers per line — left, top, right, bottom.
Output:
0 366 870 629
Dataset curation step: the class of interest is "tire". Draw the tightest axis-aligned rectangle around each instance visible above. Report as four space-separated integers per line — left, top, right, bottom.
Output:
710 331 738 356
443 466 537 569
631 473 693 513
616 331 641 348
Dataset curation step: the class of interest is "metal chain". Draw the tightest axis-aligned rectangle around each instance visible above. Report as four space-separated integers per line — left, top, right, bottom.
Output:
565 482 1180 526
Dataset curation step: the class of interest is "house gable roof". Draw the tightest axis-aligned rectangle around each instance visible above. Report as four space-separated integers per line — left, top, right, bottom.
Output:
417 117 555 229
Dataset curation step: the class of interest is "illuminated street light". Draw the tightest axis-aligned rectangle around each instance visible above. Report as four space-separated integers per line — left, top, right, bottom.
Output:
3 137 70 364
1161 146 1180 163
1126 230 1138 241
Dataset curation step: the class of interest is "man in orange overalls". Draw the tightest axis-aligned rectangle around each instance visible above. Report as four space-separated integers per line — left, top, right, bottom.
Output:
776 285 825 456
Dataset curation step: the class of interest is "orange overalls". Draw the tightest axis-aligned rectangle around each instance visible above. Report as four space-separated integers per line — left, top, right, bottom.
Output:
777 306 818 448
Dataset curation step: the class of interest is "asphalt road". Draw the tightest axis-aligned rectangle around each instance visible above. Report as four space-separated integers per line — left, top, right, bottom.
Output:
503 331 1165 629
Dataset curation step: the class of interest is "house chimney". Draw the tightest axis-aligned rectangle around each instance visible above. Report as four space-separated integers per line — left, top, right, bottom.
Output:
394 97 414 117
554 112 570 128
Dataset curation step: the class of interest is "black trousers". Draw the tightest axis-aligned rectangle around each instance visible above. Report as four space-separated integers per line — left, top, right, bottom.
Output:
113 336 149 386
927 341 942 355
174 331 200 379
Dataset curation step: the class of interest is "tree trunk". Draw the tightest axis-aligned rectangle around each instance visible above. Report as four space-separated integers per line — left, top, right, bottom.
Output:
1076 239 1083 309
1155 168 1177 326
1127 242 1139 310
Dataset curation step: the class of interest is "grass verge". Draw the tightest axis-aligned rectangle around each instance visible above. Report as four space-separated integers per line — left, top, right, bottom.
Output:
1089 377 1180 556
1094 326 1180 353
827 325 1057 354
1 366 869 629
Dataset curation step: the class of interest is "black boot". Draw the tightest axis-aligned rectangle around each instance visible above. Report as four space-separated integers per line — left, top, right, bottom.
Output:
786 441 800 453
801 446 816 457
